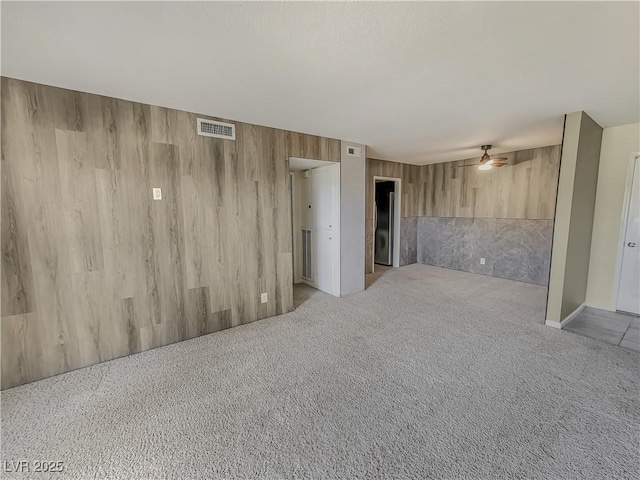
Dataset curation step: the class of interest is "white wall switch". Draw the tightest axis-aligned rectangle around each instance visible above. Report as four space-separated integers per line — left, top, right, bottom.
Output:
480 258 486 265
261 293 268 304
153 188 162 200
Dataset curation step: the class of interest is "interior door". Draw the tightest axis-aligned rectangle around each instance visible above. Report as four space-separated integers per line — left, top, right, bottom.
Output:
311 164 340 296
617 156 640 315
314 230 336 295
312 167 335 231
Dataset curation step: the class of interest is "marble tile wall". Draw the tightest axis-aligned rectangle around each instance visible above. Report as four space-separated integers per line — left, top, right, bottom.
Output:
400 217 418 266
417 217 554 285
365 219 374 273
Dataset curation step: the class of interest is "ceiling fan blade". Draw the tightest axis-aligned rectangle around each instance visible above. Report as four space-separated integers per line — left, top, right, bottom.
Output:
492 157 508 161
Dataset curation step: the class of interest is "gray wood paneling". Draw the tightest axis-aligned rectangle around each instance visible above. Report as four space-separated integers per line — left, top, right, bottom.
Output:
365 146 561 273
1 77 341 388
418 145 561 219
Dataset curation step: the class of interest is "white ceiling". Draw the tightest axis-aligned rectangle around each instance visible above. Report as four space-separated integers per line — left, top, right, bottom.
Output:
2 2 638 165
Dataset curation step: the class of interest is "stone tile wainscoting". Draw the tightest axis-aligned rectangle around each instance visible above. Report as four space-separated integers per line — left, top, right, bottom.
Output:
417 217 554 286
400 217 418 266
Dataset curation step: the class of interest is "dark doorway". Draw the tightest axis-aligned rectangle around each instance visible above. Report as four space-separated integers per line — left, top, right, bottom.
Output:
374 180 395 266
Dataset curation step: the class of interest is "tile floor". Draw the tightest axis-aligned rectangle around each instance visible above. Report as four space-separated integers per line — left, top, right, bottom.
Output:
564 306 639 350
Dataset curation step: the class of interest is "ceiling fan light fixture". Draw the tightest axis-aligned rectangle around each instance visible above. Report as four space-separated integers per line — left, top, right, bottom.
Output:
452 145 507 170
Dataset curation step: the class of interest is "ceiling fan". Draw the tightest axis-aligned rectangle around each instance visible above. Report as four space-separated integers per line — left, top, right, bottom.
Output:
455 145 508 170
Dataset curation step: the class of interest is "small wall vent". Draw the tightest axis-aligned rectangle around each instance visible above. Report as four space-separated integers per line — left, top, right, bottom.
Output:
346 146 362 157
197 118 236 140
302 228 312 281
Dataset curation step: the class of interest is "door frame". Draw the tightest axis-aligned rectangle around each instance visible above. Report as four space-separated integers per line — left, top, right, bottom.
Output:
613 152 640 312
372 176 402 272
290 161 341 297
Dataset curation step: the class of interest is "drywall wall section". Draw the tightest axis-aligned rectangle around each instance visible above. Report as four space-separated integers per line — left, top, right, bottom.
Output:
586 123 640 311
546 112 603 324
0 77 342 388
340 142 366 295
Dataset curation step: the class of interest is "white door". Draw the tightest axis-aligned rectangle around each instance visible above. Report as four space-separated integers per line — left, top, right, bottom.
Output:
315 230 337 295
311 164 340 296
617 156 640 315
312 167 337 231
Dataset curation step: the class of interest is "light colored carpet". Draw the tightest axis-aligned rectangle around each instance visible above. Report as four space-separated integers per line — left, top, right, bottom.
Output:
2 265 639 479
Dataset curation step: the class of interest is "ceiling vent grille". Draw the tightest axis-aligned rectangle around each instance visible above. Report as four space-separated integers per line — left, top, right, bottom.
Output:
197 118 236 140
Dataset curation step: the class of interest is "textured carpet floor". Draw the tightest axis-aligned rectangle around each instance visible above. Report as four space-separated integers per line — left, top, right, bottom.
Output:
2 265 639 479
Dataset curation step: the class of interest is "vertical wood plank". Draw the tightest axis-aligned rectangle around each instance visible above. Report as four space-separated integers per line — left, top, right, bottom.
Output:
1 313 42 388
1 165 36 316
149 143 185 327
55 130 104 272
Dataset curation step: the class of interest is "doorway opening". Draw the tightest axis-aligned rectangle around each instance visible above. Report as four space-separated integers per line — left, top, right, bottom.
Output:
615 153 640 315
290 157 341 307
372 177 401 274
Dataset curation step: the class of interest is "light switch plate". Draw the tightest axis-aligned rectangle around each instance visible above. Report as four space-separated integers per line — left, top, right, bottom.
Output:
480 258 486 265
153 188 162 200
261 293 268 304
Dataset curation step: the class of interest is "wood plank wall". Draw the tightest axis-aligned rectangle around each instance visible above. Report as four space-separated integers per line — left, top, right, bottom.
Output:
1 78 341 388
366 159 423 219
365 145 561 273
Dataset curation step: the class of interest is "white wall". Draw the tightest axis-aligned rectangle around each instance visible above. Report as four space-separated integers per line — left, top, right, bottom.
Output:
340 141 366 296
291 172 301 283
291 171 313 284
586 123 640 311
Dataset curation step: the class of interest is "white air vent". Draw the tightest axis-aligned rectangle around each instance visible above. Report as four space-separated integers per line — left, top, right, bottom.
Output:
197 118 236 140
302 228 312 281
346 146 362 157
